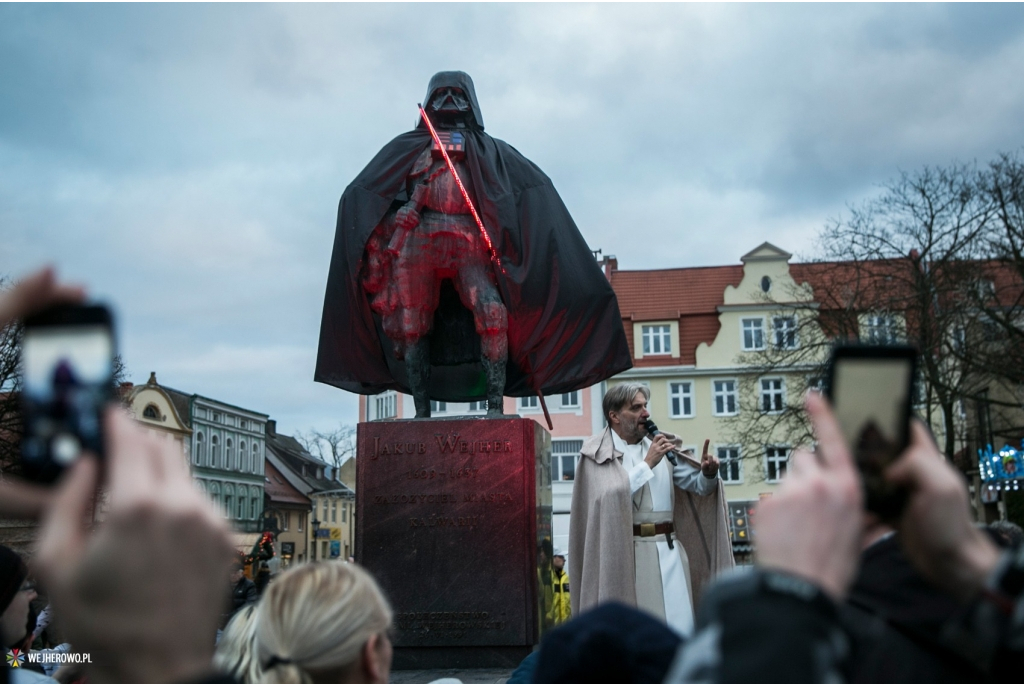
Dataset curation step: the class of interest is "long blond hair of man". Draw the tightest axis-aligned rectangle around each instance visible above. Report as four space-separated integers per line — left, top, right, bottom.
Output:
256 562 392 684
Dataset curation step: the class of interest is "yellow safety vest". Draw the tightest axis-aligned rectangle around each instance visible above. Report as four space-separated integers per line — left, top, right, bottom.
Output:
550 569 571 625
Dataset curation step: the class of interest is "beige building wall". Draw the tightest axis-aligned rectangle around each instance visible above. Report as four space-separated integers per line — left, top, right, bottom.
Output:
309 493 355 561
615 244 823 503
127 374 192 466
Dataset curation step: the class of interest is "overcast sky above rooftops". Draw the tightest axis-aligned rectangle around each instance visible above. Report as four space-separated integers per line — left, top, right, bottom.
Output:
3 3 1024 434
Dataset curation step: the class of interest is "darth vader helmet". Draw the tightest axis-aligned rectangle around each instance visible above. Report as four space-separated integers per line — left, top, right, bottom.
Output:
421 71 484 131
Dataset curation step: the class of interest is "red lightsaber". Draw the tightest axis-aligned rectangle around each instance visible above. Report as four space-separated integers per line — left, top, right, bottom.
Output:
417 105 502 271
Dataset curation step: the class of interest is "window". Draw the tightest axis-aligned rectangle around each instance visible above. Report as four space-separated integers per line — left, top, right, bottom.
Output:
981 314 1005 342
712 380 738 416
560 391 580 409
331 501 337 523
669 382 694 418
240 420 247 431
252 444 260 472
322 500 329 521
865 314 898 344
237 496 245 519
551 439 583 482
226 438 233 469
212 412 220 423
717 446 742 483
342 504 347 523
430 400 447 413
761 276 772 293
239 441 247 471
519 396 539 411
953 326 967 353
760 378 785 413
298 514 304 532
773 316 798 349
211 435 219 467
195 432 205 464
467 400 487 413
224 495 233 518
373 391 398 420
765 446 789 483
251 497 259 520
642 324 671 355
282 512 290 531
143 404 160 419
741 318 765 350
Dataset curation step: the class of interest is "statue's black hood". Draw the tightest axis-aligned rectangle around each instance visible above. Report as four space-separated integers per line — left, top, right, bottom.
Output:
419 70 485 131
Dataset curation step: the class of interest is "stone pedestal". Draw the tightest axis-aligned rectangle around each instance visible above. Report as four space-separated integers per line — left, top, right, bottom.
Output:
356 416 552 669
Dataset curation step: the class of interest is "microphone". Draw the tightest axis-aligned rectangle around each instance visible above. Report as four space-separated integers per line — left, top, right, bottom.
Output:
643 419 678 466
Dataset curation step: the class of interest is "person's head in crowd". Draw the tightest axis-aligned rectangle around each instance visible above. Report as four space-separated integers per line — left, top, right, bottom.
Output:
535 602 681 683
537 538 553 571
1 545 34 648
603 382 651 443
987 520 1024 548
256 561 392 684
552 551 566 573
214 603 263 683
231 563 245 585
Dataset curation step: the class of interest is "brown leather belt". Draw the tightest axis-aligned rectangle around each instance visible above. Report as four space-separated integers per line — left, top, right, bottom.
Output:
633 522 674 537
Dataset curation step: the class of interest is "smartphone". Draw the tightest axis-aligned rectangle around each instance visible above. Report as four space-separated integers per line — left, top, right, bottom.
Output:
824 344 917 519
20 304 115 483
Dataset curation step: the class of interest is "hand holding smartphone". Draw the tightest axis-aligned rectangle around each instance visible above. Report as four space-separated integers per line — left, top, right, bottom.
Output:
824 344 917 520
21 304 115 483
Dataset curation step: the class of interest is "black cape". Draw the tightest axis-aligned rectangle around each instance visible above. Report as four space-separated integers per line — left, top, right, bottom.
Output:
315 124 632 401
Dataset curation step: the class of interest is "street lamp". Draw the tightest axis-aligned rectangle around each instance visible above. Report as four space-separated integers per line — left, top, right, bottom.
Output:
311 518 321 561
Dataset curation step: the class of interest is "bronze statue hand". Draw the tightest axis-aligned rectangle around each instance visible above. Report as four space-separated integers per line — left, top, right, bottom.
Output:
394 205 421 230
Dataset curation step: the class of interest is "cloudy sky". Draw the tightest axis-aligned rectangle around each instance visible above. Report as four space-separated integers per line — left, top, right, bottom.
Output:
3 2 1024 434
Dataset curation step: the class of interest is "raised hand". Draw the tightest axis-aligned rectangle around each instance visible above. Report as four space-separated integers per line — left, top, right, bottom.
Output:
700 439 719 478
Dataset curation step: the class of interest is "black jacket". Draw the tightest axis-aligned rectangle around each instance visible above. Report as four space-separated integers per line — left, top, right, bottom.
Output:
230 578 257 615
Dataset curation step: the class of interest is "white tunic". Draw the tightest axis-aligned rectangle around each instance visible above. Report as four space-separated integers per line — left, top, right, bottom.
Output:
611 430 718 637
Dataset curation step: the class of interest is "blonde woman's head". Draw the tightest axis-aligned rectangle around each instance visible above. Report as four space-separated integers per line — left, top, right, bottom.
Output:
213 604 263 683
256 562 392 684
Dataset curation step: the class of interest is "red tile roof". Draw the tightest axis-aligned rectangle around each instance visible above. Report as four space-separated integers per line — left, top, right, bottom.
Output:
265 460 311 506
612 257 1024 368
612 266 744 319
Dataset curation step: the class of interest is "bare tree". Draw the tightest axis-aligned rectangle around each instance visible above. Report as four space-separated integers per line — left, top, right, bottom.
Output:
727 162 997 471
954 152 1024 448
296 424 357 470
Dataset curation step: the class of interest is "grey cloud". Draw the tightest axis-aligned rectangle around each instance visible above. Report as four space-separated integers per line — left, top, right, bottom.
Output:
2 3 1023 432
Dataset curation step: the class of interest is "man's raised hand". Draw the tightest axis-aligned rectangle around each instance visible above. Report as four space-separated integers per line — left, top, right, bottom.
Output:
700 439 719 478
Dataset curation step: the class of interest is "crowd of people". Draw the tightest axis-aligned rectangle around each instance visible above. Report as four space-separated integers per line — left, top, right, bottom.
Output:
4 267 1024 684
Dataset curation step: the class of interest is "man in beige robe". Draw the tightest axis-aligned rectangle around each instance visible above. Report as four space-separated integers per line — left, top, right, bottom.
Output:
568 383 734 635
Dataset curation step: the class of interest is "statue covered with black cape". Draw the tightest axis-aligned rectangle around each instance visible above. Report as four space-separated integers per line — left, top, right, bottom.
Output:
315 71 631 419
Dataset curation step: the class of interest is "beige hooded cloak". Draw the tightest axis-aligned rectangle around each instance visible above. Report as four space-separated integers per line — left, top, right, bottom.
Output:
568 426 734 620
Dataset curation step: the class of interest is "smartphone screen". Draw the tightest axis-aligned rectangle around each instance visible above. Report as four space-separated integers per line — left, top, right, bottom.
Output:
826 345 916 518
21 311 114 482
831 358 913 464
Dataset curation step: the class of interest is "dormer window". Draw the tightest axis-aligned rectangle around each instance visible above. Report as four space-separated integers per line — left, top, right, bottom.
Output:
142 404 160 420
641 325 671 355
